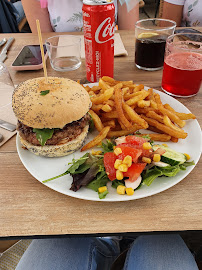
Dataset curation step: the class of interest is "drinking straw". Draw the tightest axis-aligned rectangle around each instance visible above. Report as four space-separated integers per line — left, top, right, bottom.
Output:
36 20 48 83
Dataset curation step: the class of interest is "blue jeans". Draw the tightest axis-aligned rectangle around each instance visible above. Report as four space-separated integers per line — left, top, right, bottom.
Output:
13 1 25 24
15 235 198 270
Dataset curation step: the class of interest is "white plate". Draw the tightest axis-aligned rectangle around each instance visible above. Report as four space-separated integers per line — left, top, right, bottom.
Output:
16 85 202 202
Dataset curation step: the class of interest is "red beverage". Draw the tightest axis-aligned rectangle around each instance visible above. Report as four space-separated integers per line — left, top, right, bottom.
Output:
162 52 202 97
82 0 115 82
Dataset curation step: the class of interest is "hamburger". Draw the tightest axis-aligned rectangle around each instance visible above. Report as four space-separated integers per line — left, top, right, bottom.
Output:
12 77 91 157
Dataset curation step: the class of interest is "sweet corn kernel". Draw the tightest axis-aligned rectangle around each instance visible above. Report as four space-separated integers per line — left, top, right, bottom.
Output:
114 159 123 169
153 154 161 162
117 185 126 195
116 170 124 180
143 142 152 150
162 144 168 147
126 188 134 196
114 147 122 156
142 157 151 164
118 164 128 172
98 186 107 193
91 150 102 155
113 146 116 150
184 153 190 160
123 155 132 167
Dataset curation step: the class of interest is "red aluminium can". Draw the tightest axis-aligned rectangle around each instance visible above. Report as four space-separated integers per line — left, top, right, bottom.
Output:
82 0 115 82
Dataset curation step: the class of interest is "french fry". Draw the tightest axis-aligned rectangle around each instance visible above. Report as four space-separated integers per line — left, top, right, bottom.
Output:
91 87 114 104
101 76 116 84
91 104 103 114
99 78 111 90
89 109 104 132
141 114 187 139
146 111 164 124
103 120 116 128
105 100 115 106
124 91 145 101
126 90 149 106
135 107 156 115
91 86 102 92
150 100 158 109
171 137 179 143
123 102 148 129
107 125 141 138
101 104 112 113
137 100 151 108
164 104 196 120
147 125 164 134
158 104 186 128
102 111 118 119
84 77 195 144
81 126 110 151
114 88 132 129
146 88 154 101
163 115 184 132
154 93 162 105
139 133 171 142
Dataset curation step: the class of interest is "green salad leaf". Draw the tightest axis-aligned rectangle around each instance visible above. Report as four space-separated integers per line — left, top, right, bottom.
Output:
87 171 108 192
142 160 195 186
101 139 115 153
99 190 109 199
33 128 54 146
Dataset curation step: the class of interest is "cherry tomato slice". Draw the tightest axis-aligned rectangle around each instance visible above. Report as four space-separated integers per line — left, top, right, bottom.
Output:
116 145 142 163
125 135 148 146
123 163 146 182
104 152 117 181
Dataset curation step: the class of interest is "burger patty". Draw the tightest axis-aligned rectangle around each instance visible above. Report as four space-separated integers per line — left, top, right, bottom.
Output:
17 113 90 146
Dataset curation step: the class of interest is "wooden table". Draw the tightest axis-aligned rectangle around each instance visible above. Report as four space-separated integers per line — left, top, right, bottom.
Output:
0 31 201 239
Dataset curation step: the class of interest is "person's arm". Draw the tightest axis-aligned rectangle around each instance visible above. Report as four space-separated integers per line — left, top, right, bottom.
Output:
162 2 183 27
21 0 53 33
117 1 139 30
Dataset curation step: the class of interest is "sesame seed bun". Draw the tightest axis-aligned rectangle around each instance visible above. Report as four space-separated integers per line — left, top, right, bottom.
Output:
12 77 91 129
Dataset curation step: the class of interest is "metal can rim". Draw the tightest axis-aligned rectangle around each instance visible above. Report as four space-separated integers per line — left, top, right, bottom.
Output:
83 0 114 5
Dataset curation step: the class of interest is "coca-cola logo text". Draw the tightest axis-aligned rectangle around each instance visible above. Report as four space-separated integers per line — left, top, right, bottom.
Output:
95 17 115 44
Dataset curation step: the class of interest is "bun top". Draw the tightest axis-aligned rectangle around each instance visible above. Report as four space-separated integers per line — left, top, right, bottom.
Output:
12 77 91 129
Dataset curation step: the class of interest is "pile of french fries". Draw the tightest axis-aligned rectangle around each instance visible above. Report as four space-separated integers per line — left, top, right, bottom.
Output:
81 76 196 151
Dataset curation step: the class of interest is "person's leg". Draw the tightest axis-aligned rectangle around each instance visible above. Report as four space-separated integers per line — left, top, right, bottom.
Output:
15 237 120 270
13 1 25 24
123 234 199 270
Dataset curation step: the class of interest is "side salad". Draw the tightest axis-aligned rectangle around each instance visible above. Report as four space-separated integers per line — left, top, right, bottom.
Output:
43 135 194 199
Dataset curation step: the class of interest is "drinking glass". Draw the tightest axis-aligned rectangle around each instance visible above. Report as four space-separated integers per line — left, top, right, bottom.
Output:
45 35 81 72
162 33 202 97
135 18 176 71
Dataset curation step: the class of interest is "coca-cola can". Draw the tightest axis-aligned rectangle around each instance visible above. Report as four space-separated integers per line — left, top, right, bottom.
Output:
82 0 115 83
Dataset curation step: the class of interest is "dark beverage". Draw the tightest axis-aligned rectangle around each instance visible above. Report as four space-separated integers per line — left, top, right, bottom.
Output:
162 52 202 97
135 33 168 70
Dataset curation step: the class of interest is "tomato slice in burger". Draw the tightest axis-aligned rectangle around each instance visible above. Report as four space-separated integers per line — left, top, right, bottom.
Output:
123 163 146 182
104 152 117 181
116 145 142 163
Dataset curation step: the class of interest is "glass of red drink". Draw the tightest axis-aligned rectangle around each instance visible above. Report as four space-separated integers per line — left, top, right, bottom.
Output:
135 18 176 71
162 33 202 97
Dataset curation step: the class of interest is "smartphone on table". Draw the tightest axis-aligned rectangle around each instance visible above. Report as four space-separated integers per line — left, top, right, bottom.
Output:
11 45 48 71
